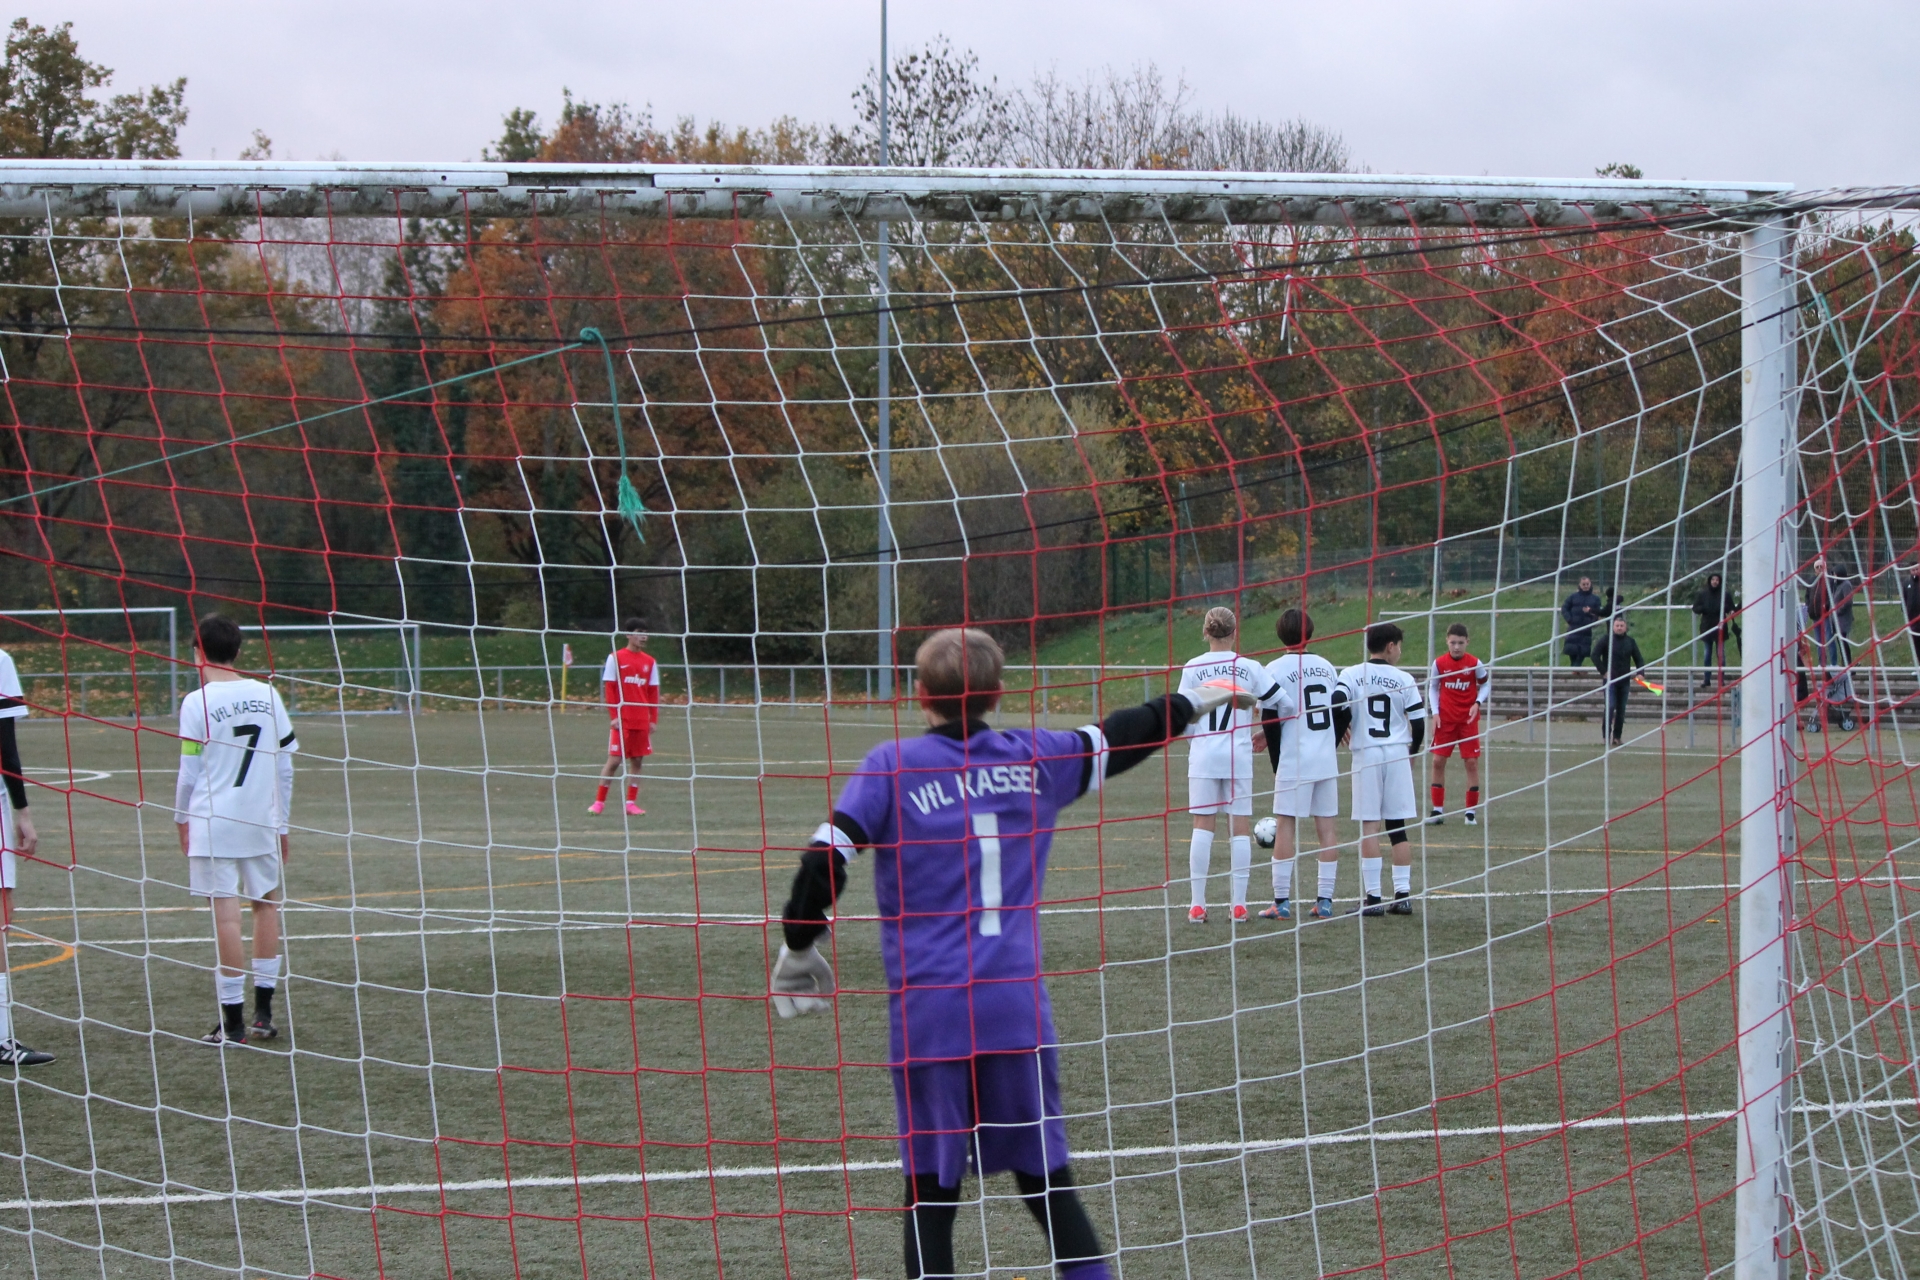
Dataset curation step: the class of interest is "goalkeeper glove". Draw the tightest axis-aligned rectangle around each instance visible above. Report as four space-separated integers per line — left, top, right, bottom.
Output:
770 944 835 1019
1183 679 1254 717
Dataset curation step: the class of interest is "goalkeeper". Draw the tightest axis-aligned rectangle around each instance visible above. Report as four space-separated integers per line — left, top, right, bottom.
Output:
769 626 1237 1280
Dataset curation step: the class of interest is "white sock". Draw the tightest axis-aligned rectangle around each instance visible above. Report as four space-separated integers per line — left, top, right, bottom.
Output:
1361 856 1383 898
0 972 12 1042
1393 864 1413 895
1317 860 1337 900
1272 856 1293 901
217 973 246 1006
1228 836 1252 907
252 956 280 990
1188 830 1214 907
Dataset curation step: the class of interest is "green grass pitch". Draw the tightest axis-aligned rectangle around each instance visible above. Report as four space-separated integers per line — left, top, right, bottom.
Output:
0 700 1769 1278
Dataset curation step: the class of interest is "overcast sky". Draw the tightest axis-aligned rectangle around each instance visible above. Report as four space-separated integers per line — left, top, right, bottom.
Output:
19 0 1915 192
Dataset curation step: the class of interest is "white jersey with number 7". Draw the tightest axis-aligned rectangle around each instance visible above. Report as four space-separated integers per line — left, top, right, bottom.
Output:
1178 652 1280 780
175 678 297 859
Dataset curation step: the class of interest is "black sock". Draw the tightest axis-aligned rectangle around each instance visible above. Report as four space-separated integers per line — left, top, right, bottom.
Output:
222 1001 246 1034
1012 1167 1107 1270
903 1175 959 1278
254 985 274 1021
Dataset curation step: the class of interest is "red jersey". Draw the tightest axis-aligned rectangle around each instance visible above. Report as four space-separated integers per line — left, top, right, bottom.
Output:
1427 652 1489 724
602 648 660 728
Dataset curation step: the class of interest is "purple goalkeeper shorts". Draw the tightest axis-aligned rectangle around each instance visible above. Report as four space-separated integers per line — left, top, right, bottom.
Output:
892 1048 1070 1188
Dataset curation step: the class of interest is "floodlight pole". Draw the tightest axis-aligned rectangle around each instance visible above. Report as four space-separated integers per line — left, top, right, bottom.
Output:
873 0 895 702
1735 212 1797 1280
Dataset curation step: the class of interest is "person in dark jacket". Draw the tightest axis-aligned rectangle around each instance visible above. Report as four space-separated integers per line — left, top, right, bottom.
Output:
1591 615 1647 748
1805 555 1857 670
1691 572 1737 687
1902 562 1920 668
1561 577 1602 667
1833 562 1858 665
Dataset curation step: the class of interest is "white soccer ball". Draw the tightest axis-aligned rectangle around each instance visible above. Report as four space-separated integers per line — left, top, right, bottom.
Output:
1253 816 1278 849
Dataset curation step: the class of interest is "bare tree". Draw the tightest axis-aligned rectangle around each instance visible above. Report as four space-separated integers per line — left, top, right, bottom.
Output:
1011 63 1349 174
836 36 1013 167
1012 65 1194 170
1183 109 1350 174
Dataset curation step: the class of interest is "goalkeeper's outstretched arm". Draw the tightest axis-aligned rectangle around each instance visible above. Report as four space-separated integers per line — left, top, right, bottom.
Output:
771 688 1208 1016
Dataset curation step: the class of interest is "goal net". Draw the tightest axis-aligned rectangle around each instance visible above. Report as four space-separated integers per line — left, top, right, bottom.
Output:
0 162 1910 1279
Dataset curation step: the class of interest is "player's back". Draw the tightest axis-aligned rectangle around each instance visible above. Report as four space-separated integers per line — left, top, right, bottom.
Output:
1178 650 1274 779
1337 660 1423 760
847 723 1088 1061
1266 651 1340 782
1429 652 1487 722
178 678 296 857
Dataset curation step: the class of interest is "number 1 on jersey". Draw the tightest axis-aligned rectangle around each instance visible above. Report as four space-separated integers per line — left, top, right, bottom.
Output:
972 812 1002 936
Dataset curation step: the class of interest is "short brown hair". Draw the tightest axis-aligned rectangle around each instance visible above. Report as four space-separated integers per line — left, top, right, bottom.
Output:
1276 609 1314 647
1366 621 1404 655
1203 606 1236 640
196 614 243 665
1446 622 1469 639
915 628 1004 722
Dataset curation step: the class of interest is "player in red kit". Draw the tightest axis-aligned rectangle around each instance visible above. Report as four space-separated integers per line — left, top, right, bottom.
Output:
590 617 659 816
1426 623 1490 826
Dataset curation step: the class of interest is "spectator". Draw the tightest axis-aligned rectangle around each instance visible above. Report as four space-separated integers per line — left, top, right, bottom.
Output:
1691 571 1737 688
1833 560 1859 666
1805 555 1853 670
1561 576 1602 667
1901 562 1920 668
1590 615 1647 749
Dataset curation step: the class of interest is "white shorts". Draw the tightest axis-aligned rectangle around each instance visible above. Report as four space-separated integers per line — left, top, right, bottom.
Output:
1352 756 1418 823
1188 775 1254 816
0 804 13 890
1273 777 1339 818
189 854 283 901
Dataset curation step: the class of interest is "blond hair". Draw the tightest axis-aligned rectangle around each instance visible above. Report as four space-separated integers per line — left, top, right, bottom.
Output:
915 628 1005 722
1203 606 1237 640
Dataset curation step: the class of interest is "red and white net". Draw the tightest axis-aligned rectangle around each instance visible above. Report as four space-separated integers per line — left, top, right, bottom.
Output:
0 178 1912 1277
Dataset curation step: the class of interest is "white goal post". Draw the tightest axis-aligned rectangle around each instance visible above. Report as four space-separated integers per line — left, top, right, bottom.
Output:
0 159 1788 225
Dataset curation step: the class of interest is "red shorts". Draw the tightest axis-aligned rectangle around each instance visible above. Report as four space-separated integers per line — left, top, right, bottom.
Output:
1430 718 1482 759
609 723 653 759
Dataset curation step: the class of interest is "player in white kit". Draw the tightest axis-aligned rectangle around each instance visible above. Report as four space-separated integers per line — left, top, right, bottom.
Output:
1178 607 1277 922
1332 622 1426 917
1255 609 1342 921
0 644 52 1066
174 616 297 1045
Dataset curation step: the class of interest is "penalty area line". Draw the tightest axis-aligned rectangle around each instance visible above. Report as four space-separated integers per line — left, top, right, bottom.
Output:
6 1103 1907 1212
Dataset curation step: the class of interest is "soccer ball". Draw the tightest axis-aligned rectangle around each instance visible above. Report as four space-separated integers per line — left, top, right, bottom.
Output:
1253 816 1278 849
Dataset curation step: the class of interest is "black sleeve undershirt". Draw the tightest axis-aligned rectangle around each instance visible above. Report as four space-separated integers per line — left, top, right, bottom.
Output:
0 718 25 810
1262 714 1281 772
1407 715 1424 756
781 811 866 951
1079 692 1196 794
1330 688 1353 743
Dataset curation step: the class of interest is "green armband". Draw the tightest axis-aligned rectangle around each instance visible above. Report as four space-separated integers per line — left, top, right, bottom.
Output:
181 742 203 756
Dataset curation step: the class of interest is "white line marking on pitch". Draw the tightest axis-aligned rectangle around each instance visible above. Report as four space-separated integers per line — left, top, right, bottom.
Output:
3 1103 1908 1212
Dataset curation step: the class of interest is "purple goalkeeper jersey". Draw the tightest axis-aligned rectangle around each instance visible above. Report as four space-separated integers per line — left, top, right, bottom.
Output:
831 720 1095 1065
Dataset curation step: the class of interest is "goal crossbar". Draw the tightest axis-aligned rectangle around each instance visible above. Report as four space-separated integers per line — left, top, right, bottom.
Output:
0 159 1791 225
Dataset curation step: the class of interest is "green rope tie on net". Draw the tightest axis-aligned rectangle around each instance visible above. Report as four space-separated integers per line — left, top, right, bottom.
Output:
580 326 648 543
